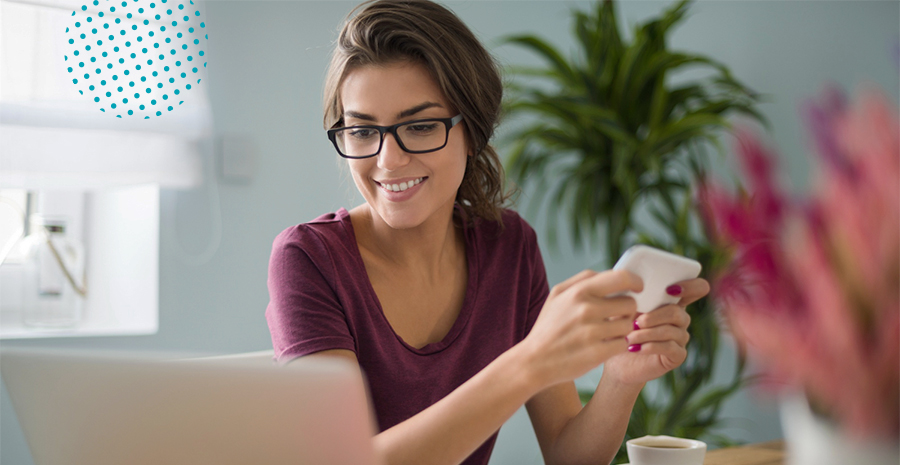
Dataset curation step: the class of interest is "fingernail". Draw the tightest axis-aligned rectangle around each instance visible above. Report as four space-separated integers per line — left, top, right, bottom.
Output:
628 344 642 352
633 319 640 330
666 285 683 296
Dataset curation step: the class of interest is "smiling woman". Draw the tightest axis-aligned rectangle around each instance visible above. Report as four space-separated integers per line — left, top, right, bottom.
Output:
322 0 509 224
339 62 470 230
264 2 709 465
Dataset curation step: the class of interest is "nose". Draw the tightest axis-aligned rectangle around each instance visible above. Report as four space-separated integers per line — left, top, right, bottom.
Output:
376 131 411 172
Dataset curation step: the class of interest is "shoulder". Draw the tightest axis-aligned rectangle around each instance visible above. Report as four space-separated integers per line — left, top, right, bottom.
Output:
500 208 537 236
469 208 539 252
273 209 352 252
269 209 356 276
473 208 536 238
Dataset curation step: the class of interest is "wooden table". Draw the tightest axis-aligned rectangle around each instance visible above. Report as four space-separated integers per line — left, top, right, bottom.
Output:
703 440 785 465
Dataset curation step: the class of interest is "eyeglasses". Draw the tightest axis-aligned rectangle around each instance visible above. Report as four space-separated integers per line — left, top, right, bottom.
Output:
327 114 463 159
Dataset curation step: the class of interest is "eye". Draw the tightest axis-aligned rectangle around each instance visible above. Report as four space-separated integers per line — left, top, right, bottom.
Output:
404 122 439 135
347 128 378 139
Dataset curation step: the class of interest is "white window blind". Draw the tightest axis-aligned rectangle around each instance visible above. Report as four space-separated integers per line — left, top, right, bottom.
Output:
0 0 209 189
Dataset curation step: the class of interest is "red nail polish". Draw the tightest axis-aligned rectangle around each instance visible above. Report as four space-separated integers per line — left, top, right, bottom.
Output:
633 319 640 330
666 285 683 296
628 344 641 352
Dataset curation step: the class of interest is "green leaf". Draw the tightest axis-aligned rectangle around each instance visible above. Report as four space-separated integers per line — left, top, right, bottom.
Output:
611 35 650 117
501 35 577 84
505 65 569 82
646 113 727 156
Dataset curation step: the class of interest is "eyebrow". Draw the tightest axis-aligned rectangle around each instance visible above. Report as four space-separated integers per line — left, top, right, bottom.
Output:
343 102 445 122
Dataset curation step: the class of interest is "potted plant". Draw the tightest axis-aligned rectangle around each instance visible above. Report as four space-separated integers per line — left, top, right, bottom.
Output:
500 0 764 461
699 84 899 465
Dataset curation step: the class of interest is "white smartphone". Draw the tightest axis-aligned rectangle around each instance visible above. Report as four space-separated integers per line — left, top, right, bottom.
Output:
612 245 702 313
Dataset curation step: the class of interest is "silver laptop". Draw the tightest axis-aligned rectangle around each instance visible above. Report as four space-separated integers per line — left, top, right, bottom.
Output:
1 348 377 465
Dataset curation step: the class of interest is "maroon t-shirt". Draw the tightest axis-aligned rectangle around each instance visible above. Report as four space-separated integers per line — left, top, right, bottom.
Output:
265 207 549 465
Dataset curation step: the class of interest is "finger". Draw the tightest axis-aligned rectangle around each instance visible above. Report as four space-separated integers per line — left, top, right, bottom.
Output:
572 269 644 300
635 305 691 330
599 296 639 321
570 295 639 325
630 341 688 368
574 325 631 365
600 316 638 342
575 309 636 343
626 324 690 347
594 334 630 358
669 278 710 306
550 270 599 297
567 300 636 334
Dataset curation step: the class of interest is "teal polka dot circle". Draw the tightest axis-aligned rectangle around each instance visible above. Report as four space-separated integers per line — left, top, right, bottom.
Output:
64 0 208 119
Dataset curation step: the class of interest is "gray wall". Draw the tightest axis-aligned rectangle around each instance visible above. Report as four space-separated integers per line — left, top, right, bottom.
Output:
3 1 898 464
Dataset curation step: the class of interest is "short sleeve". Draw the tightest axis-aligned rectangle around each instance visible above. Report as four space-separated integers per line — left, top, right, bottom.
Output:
522 221 550 335
265 228 356 361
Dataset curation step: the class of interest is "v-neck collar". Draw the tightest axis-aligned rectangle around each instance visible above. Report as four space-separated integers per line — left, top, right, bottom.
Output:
337 207 479 355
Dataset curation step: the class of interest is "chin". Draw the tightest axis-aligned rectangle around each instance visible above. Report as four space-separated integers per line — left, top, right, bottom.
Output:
373 204 428 230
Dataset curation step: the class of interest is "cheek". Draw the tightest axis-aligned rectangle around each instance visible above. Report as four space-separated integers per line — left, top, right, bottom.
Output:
347 159 369 175
459 122 478 158
450 137 470 182
443 152 468 193
347 160 374 190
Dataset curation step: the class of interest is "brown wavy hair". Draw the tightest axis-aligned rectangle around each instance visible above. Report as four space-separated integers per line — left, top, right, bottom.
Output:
323 0 513 224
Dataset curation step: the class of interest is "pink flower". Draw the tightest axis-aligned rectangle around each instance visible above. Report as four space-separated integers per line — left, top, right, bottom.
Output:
700 85 900 440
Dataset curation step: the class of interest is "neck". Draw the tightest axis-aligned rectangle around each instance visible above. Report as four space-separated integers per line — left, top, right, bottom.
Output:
352 201 463 278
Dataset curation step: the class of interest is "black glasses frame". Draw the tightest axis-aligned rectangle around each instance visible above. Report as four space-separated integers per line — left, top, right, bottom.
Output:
327 114 464 159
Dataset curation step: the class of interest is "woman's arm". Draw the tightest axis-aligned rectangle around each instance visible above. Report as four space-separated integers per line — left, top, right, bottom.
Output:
525 277 710 465
314 347 538 465
525 378 642 465
375 345 541 465
315 269 645 465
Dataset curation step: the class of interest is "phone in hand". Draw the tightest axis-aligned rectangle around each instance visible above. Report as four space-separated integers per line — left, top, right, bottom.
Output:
612 245 702 313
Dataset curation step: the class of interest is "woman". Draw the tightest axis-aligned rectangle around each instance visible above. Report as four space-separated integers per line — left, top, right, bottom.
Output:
266 1 710 464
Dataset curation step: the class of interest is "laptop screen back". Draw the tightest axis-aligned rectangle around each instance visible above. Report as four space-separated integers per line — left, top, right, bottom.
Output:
1 349 377 465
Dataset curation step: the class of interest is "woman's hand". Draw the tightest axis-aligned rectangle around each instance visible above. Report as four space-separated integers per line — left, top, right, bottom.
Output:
518 269 643 390
602 278 710 386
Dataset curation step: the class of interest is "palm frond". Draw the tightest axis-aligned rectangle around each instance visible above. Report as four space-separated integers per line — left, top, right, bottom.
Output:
503 0 766 453
501 35 577 85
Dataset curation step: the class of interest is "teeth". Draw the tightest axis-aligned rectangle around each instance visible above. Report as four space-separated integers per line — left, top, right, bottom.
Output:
379 177 424 193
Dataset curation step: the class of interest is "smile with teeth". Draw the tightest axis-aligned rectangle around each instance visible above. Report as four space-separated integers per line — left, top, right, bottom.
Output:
376 177 425 193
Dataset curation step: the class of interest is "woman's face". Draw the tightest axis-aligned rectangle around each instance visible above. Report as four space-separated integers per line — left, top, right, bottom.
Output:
339 61 468 231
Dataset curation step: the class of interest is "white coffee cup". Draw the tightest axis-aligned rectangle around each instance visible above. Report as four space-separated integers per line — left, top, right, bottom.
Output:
626 435 707 465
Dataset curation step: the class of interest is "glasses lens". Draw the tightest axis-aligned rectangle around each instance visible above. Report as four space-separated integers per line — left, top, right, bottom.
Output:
396 120 447 152
333 127 382 158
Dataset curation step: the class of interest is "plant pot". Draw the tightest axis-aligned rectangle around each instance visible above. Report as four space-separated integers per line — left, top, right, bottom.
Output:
779 393 899 465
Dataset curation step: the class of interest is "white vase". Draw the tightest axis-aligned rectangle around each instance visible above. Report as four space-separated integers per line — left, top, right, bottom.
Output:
780 393 899 465
20 216 85 329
